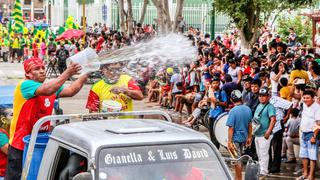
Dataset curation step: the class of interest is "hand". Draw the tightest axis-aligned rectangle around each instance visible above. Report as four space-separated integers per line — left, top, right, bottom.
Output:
264 131 271 140
111 87 128 95
245 137 252 147
227 141 235 154
65 62 82 76
310 136 317 144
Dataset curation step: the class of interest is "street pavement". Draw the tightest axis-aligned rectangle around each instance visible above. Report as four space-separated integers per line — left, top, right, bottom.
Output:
0 62 319 179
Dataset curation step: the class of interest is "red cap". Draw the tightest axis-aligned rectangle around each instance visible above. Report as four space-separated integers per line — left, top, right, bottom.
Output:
23 57 45 73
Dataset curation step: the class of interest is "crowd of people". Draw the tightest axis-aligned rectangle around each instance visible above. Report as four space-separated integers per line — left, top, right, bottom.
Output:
0 22 155 74
146 26 320 180
1 19 320 180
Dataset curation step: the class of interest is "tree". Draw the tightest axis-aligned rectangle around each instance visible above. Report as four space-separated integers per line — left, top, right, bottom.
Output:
213 0 313 54
127 0 134 34
277 15 312 46
118 0 126 33
152 0 167 34
152 0 185 34
173 0 185 32
139 0 149 25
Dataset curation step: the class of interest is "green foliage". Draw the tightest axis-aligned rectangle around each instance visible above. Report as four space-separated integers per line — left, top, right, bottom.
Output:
277 15 312 45
76 0 94 5
213 0 313 29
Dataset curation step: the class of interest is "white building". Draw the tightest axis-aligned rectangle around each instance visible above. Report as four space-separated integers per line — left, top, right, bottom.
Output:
47 0 112 27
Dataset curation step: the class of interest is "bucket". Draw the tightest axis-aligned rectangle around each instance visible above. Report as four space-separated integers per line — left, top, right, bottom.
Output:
22 133 50 180
67 47 99 75
102 100 122 112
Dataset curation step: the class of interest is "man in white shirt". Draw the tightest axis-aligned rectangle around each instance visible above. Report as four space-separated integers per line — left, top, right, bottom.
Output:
298 90 320 180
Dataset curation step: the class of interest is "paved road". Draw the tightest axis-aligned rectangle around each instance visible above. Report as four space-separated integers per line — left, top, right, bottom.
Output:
1 62 319 179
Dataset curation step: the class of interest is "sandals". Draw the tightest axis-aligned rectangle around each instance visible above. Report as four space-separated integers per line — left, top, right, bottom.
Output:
296 176 308 180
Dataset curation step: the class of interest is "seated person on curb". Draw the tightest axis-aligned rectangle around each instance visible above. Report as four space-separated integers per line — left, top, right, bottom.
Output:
6 57 89 180
177 86 195 115
168 67 182 109
208 76 228 149
281 108 300 163
86 62 143 113
173 82 186 113
147 78 160 103
182 81 210 127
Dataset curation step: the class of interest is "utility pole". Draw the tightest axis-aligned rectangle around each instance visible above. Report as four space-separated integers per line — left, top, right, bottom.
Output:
117 3 120 30
210 3 215 41
82 0 86 41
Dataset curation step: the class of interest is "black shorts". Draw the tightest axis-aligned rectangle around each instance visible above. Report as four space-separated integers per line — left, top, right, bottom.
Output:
11 48 21 58
5 145 23 180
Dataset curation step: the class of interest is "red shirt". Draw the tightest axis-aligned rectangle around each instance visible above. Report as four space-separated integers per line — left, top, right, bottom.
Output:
9 80 63 150
0 128 8 177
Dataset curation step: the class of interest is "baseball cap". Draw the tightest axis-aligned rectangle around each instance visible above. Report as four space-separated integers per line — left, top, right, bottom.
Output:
231 90 242 100
258 87 269 96
305 82 317 89
306 53 315 59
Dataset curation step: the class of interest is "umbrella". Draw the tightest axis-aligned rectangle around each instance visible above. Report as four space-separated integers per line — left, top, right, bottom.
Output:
56 29 84 41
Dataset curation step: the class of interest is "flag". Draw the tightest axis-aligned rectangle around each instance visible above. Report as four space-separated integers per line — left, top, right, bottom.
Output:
7 19 13 34
65 16 76 29
12 0 24 33
57 26 65 35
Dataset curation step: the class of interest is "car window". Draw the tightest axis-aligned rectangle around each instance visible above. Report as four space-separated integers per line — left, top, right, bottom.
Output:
51 147 88 180
97 143 230 180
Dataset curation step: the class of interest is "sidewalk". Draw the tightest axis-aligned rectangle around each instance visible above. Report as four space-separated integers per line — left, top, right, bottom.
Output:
0 62 24 79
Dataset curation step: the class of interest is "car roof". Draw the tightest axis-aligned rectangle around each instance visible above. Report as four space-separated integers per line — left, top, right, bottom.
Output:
50 119 210 157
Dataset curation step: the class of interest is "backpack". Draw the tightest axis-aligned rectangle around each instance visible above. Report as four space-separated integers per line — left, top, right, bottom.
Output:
48 42 57 52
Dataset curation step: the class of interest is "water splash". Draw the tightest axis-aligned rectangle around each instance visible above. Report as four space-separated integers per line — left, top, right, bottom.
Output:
69 34 197 78
97 33 197 67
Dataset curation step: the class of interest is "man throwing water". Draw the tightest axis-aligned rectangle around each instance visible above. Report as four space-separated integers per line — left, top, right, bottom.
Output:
6 57 89 180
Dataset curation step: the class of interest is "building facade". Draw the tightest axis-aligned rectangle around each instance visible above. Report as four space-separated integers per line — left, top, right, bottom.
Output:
47 0 229 34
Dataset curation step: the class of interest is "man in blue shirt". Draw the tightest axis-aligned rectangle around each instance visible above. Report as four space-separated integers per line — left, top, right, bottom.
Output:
208 76 228 149
226 90 252 180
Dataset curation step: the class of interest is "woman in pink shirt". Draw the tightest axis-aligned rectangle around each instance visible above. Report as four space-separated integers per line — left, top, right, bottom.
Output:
40 38 47 61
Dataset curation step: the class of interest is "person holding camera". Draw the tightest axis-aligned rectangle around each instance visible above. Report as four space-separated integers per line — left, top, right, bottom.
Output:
252 87 276 177
226 90 252 180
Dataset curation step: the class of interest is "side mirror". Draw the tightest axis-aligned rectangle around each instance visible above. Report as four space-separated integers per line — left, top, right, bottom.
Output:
72 172 93 180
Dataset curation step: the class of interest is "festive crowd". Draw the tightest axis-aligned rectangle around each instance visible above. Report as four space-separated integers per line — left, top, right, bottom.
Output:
0 19 320 179
0 22 155 73
146 26 320 180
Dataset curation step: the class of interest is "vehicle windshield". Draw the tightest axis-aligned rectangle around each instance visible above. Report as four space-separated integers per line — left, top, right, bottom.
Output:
97 143 230 180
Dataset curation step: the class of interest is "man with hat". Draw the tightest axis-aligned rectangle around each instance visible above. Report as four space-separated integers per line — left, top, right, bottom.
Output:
253 87 276 177
226 90 252 180
5 57 89 180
